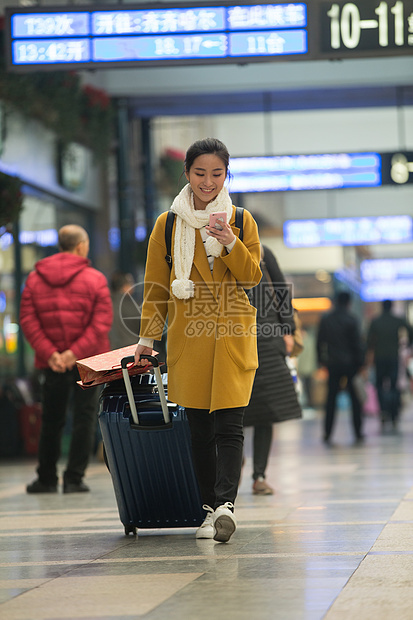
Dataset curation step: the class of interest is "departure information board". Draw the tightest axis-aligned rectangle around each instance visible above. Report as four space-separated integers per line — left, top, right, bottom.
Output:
284 215 413 248
230 152 382 192
360 258 413 301
229 150 413 192
4 1 413 71
5 2 308 70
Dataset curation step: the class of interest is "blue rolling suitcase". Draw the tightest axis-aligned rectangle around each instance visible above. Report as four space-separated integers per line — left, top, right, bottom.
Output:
98 355 204 535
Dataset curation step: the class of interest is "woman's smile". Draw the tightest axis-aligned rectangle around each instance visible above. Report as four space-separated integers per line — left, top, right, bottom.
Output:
185 153 227 210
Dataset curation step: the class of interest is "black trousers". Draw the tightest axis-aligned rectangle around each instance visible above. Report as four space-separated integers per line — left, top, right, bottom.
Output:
325 364 362 441
375 358 400 422
185 407 244 510
37 368 99 485
253 424 273 480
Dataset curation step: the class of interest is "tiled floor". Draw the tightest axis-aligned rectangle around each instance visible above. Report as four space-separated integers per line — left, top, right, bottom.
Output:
1 399 413 620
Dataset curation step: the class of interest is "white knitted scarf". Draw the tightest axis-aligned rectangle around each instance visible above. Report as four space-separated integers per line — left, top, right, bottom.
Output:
170 183 233 299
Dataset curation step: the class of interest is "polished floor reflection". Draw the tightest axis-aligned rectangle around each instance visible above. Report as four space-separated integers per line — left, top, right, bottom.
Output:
1 399 413 620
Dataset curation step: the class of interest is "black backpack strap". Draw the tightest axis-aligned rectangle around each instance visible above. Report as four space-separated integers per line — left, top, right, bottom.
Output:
235 207 244 242
165 211 176 269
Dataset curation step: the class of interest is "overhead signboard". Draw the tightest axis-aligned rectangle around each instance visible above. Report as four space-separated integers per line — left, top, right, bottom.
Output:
361 257 413 281
360 258 413 301
4 2 308 70
283 215 413 248
381 151 413 184
229 150 413 192
361 280 413 301
320 0 413 58
229 152 381 192
4 1 413 71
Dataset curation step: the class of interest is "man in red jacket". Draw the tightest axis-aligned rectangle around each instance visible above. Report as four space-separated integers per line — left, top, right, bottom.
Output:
20 225 113 493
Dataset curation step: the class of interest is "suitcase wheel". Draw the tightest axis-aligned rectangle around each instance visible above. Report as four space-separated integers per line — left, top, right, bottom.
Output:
124 525 137 536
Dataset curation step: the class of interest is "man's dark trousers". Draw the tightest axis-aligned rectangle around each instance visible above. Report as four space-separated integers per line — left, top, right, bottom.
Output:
325 363 362 441
37 368 99 486
375 358 400 423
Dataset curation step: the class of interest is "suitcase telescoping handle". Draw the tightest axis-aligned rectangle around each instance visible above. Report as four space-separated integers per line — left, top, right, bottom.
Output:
121 355 170 425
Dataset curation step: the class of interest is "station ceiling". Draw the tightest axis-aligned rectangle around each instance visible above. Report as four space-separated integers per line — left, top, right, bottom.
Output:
97 56 413 116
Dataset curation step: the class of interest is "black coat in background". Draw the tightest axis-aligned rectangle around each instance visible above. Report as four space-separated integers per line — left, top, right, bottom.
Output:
244 246 302 427
317 306 364 369
367 309 413 361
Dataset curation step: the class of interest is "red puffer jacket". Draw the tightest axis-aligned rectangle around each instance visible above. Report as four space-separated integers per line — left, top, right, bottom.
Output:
20 253 113 369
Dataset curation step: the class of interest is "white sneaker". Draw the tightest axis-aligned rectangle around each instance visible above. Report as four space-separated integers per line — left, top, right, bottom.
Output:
196 505 214 539
213 502 237 543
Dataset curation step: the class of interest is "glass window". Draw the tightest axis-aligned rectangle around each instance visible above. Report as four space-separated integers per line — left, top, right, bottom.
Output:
0 235 18 378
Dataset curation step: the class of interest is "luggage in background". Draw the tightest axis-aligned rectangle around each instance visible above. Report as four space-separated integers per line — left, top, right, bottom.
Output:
18 402 42 456
363 381 380 417
99 355 204 535
12 377 43 457
0 381 22 458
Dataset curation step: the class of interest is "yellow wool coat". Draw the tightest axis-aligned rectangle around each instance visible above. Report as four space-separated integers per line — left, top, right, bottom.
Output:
140 206 262 412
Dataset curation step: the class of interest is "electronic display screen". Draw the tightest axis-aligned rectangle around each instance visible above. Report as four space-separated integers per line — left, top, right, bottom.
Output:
5 2 309 70
320 0 413 56
12 12 90 37
13 39 91 64
5 1 413 71
91 8 227 35
361 258 413 282
93 34 227 61
230 29 306 55
229 152 381 192
283 215 413 248
361 280 413 302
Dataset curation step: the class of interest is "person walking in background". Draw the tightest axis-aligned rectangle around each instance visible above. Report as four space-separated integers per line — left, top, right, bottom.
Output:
316 291 365 446
20 225 112 494
109 271 140 349
366 299 413 431
243 244 302 495
297 327 318 410
134 138 262 542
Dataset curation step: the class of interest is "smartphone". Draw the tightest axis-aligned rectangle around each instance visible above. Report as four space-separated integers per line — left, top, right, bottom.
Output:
209 212 227 230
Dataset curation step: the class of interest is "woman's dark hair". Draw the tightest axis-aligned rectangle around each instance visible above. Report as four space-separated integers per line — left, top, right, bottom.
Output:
184 138 230 174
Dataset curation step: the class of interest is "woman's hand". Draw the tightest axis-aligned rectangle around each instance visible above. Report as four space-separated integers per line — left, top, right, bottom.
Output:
134 344 153 366
206 221 236 246
283 334 295 356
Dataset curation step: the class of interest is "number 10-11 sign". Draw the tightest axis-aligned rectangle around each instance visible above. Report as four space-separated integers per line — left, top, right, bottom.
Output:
320 0 413 54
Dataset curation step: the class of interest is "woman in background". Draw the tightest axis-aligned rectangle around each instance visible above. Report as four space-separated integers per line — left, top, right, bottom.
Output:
244 244 302 495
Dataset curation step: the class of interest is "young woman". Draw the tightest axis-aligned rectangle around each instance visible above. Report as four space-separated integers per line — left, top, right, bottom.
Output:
135 138 261 542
